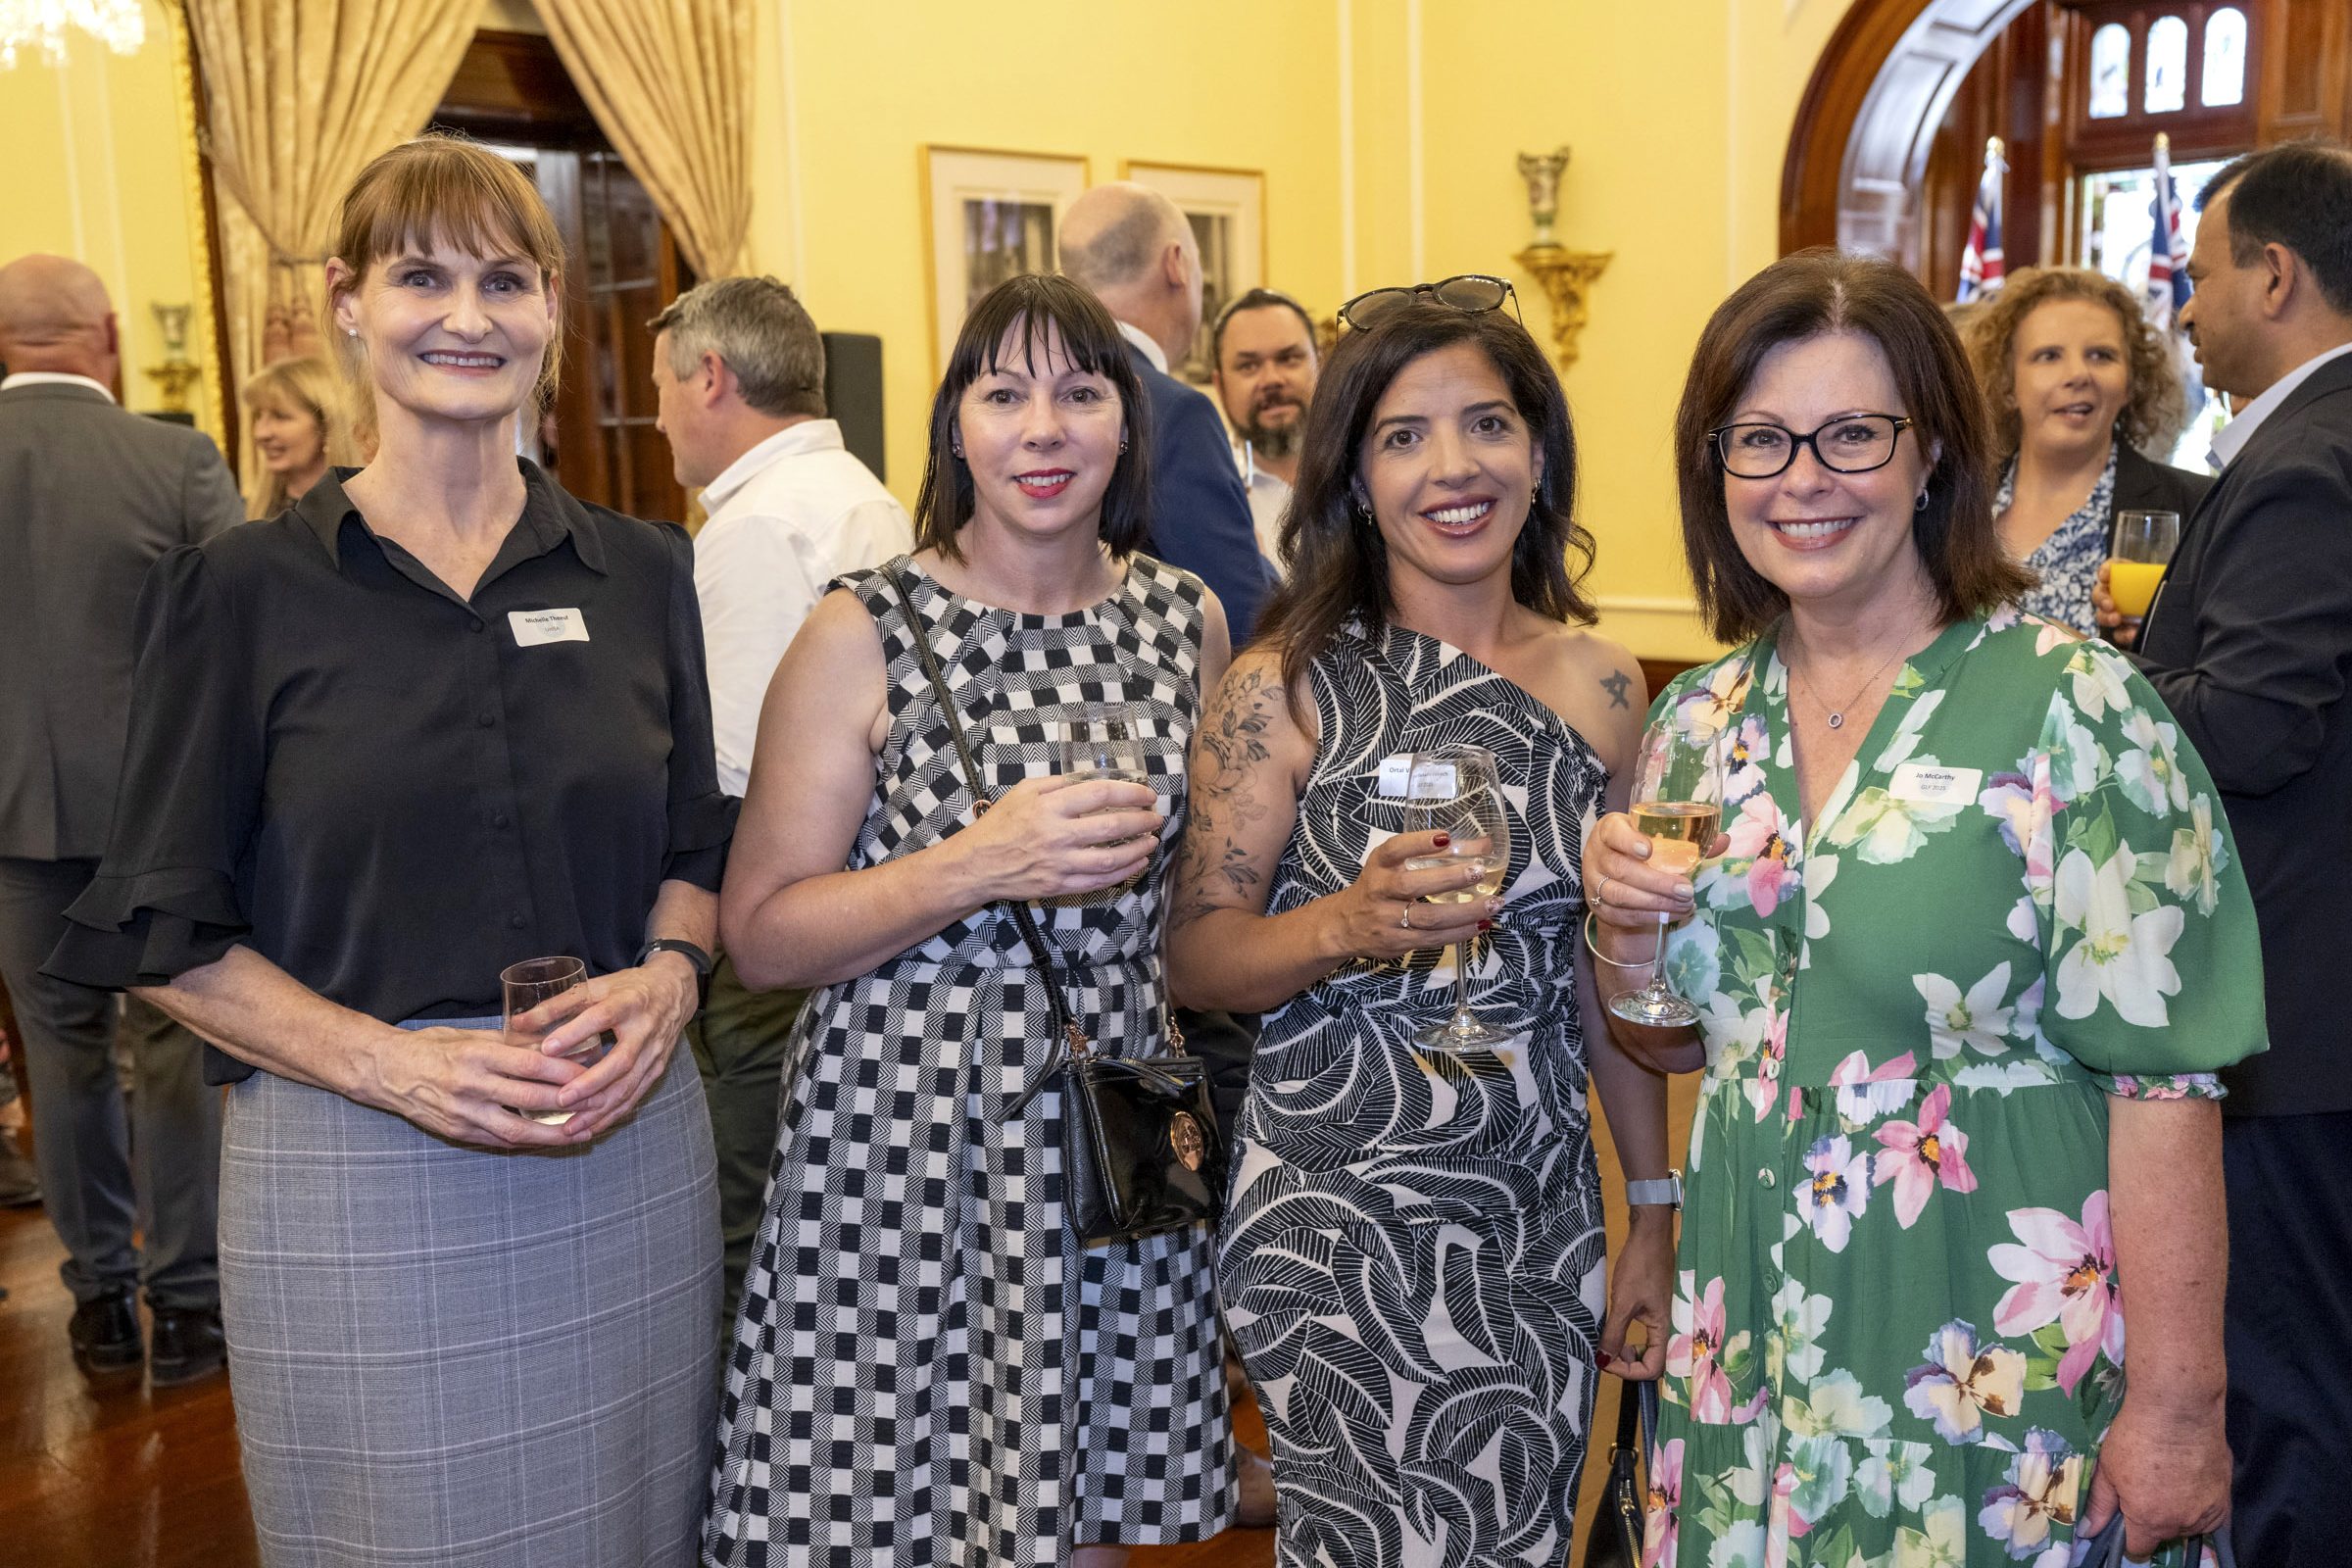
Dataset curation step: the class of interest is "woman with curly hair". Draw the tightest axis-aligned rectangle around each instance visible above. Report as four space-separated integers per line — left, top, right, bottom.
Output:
1962 266 2209 634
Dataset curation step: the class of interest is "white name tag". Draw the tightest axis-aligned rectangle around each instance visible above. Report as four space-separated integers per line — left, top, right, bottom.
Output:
1376 754 1415 797
1375 753 1457 798
509 608 589 647
1887 761 1982 805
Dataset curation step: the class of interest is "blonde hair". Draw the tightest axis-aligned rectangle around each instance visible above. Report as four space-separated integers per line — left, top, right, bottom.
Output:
322 133 567 427
242 355 355 514
1962 267 2188 456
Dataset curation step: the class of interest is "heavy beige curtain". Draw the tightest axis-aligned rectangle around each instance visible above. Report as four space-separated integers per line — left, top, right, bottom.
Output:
533 0 756 279
185 0 478 510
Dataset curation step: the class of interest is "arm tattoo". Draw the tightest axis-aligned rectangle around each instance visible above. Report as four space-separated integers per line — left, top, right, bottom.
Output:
1600 669 1633 710
1172 664 1283 928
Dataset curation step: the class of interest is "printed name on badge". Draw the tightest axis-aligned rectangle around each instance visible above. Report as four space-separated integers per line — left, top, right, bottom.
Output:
510 608 589 647
1887 761 1983 806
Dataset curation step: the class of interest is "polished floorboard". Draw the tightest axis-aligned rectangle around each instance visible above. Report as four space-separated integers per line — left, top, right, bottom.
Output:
1 1067 1691 1567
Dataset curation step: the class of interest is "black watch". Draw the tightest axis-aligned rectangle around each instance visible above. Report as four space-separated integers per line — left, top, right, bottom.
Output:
636 938 713 1009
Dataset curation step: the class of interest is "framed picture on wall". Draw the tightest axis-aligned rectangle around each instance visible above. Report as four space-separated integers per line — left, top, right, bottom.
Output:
1121 161 1266 386
922 146 1092 373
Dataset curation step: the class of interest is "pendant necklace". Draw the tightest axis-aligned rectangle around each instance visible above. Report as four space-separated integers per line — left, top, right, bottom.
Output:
1788 638 1910 731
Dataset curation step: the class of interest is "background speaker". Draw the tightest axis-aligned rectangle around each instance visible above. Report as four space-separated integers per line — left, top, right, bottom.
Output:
821 331 886 483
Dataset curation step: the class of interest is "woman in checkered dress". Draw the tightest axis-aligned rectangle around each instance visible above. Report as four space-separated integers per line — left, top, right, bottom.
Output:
704 275 1237 1567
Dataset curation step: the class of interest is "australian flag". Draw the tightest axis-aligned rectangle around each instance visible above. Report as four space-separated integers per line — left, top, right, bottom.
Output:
2145 135 2194 330
1958 140 2007 304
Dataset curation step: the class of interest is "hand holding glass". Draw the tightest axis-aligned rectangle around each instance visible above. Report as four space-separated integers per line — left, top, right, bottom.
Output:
1400 746 1513 1051
2107 509 2180 625
501 956 600 1126
1607 717 1726 1028
1059 709 1152 847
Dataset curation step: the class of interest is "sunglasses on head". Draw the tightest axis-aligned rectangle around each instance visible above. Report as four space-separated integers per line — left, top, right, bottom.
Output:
1336 274 1521 331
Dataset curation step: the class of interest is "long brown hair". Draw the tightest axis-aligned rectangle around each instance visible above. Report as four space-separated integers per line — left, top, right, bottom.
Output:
1253 299 1592 709
1674 249 2031 645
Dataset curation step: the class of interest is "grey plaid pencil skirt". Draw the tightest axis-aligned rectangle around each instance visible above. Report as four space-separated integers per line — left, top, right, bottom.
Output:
219 1020 721 1568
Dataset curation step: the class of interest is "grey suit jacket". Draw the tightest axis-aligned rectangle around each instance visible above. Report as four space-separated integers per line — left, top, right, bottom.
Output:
0 382 245 860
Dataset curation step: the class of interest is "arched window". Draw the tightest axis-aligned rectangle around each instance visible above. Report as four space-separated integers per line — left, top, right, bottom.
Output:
2145 15 2190 112
2202 7 2248 107
2089 24 2132 120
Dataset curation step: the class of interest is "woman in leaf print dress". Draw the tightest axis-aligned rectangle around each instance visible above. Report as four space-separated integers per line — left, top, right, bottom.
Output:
1583 252 2265 1568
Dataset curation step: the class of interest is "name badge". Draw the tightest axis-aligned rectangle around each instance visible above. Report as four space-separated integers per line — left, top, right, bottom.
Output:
509 608 589 647
1375 753 1456 798
1887 761 1982 806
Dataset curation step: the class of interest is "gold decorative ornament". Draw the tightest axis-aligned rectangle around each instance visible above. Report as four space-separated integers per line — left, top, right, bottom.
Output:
143 302 202 415
1169 1110 1205 1173
1514 144 1610 373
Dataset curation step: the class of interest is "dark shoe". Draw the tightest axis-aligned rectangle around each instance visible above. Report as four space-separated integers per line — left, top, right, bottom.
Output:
0 1139 39 1207
1236 1446 1277 1529
149 1304 226 1387
69 1287 142 1374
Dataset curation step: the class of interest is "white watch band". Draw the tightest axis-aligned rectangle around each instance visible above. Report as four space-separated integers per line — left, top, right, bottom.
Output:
1625 1172 1683 1208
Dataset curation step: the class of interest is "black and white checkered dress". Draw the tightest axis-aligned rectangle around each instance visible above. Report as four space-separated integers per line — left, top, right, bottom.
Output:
704 555 1236 1566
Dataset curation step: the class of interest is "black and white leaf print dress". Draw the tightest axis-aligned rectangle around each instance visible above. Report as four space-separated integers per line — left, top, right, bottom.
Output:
1218 621 1610 1568
704 556 1235 1567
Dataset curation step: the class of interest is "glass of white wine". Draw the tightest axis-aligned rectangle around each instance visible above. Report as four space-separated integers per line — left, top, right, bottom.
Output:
1060 708 1152 845
1399 744 1513 1050
1606 714 1726 1028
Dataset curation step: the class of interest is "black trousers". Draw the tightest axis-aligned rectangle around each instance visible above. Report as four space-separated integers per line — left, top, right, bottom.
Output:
687 951 805 1335
2223 1108 2352 1567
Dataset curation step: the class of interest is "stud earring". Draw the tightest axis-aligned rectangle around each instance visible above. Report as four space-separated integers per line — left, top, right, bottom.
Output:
1915 490 1930 512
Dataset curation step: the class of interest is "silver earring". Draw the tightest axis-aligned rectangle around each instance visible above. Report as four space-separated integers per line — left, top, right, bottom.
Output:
1118 439 1128 454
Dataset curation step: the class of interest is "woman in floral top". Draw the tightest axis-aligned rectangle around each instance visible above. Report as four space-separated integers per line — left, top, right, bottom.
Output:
1584 252 2265 1568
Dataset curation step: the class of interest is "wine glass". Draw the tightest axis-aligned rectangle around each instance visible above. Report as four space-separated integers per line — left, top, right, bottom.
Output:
501 956 597 1126
1058 708 1149 785
1606 715 1727 1028
1399 745 1513 1050
2107 509 2180 635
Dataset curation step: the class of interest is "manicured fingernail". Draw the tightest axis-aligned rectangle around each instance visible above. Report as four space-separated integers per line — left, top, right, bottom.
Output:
1433 833 1450 849
1677 886 1695 906
1478 919 1494 932
1597 1351 1614 1369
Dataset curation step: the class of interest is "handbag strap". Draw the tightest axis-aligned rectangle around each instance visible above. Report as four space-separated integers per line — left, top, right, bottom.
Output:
876 564 1086 1120
2072 1453 2238 1568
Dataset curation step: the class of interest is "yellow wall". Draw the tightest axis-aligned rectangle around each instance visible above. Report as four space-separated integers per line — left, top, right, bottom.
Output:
0 0 1867 660
0 0 220 446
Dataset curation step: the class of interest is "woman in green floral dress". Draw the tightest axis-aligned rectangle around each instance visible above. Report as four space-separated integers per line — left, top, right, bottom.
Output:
1583 252 2265 1568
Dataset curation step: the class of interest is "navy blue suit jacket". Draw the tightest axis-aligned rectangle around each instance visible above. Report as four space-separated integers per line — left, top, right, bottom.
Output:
1126 344 1276 646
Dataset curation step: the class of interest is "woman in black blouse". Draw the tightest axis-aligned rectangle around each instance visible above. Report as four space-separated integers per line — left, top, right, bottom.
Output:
46 136 728 1565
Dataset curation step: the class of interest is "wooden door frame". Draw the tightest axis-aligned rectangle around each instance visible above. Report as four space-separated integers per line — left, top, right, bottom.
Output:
1782 0 2043 263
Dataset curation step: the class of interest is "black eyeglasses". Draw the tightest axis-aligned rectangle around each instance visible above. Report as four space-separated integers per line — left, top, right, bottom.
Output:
1337 274 1521 331
1708 414 1916 479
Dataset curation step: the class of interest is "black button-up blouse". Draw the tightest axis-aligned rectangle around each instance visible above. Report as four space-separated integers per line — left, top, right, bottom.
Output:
45 463 733 1085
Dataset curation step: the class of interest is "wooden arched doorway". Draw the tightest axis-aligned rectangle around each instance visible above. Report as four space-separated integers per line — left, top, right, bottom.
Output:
1781 0 2039 270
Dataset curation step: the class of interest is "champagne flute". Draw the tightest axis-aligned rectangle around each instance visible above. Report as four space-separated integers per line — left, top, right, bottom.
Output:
501 956 597 1126
1399 745 1513 1050
2107 509 2180 633
1607 716 1727 1028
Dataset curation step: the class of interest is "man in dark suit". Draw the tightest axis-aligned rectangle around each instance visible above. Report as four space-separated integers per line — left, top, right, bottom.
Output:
2124 143 2352 1568
0 254 244 1383
1059 181 1278 646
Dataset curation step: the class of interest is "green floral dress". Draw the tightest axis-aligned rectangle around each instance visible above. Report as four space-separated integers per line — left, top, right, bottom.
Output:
1643 611 2265 1568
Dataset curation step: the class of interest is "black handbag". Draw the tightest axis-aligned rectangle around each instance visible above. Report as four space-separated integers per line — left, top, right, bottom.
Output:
2072 1456 2238 1568
1581 1378 1657 1568
879 565 1226 1245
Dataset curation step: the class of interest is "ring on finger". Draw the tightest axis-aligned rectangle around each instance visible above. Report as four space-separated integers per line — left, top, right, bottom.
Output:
1596 873 1614 906
1399 904 1413 931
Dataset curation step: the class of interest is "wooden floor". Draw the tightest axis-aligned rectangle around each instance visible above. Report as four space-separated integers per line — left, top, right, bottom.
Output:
1 1069 1693 1567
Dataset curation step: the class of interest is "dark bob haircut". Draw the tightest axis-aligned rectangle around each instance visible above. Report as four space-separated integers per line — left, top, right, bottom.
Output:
1253 296 1593 706
2201 138 2352 317
912 273 1152 563
1673 249 2031 645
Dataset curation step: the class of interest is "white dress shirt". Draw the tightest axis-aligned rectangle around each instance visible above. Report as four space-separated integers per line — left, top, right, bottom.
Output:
0 371 116 401
1115 318 1169 375
2207 341 2352 468
1234 441 1293 568
693 418 912 798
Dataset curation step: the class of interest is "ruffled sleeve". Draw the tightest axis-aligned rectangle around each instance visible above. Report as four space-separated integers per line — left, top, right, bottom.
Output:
45 546 259 990
2024 639 2267 1097
657 521 735 890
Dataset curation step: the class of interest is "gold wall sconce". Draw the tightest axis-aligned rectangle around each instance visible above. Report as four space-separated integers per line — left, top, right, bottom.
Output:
1514 145 1611 373
144 302 202 415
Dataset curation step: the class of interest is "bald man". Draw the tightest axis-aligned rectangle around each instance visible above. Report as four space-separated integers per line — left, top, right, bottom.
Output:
0 254 243 1384
1060 182 1276 644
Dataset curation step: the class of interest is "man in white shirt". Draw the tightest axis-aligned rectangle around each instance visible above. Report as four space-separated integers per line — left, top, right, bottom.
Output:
649 275 910 1324
1209 288 1321 569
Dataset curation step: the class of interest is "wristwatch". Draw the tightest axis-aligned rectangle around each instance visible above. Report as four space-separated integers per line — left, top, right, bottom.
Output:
1625 1170 1684 1209
636 938 714 1010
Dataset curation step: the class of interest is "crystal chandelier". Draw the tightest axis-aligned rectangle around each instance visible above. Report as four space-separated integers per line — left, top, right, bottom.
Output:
0 0 147 70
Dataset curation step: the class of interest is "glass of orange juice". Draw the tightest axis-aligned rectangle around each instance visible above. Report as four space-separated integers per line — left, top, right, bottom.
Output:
2108 510 2180 633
